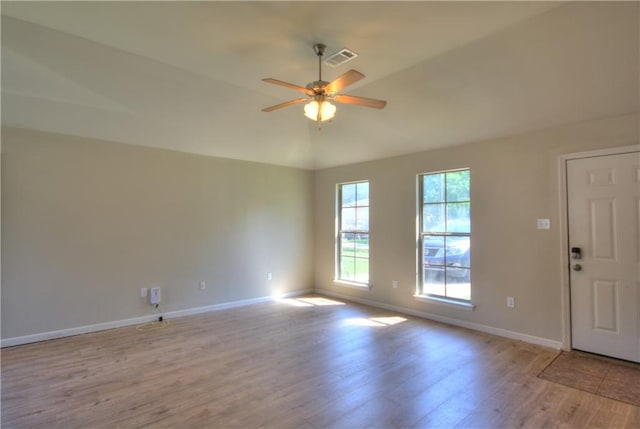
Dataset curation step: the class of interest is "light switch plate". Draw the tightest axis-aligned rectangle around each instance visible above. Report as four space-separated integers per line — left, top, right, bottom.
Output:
537 219 551 229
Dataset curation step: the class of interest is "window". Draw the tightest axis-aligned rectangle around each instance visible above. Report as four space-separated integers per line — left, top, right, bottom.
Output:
336 181 369 285
418 169 470 301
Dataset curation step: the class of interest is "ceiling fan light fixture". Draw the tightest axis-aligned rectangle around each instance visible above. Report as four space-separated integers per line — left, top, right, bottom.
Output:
304 99 336 122
262 43 386 127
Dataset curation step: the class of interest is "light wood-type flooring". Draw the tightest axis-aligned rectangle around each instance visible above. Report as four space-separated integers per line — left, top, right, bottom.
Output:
2 295 639 428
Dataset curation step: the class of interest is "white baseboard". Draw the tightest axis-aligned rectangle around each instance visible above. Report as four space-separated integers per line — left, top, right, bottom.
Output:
2 288 560 350
315 288 562 350
1 314 158 348
162 289 312 319
1 289 312 348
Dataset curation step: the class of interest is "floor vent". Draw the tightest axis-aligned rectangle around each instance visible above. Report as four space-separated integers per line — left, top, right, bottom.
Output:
323 48 358 67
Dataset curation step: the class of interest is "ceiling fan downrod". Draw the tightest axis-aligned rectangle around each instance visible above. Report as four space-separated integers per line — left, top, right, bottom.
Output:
313 43 326 82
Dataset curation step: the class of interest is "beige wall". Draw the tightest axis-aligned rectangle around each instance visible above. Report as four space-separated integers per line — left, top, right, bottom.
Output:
3 113 638 344
1 127 314 339
314 114 638 344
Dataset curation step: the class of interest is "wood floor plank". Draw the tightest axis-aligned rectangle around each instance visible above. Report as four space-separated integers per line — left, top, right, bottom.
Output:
2 295 639 428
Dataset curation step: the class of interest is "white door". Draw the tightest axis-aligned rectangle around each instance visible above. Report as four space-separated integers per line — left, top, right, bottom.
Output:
568 151 640 362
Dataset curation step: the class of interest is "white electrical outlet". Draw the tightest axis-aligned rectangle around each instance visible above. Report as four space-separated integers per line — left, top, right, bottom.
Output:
267 272 273 281
199 281 206 290
507 296 515 308
140 287 148 298
150 287 161 305
392 280 398 289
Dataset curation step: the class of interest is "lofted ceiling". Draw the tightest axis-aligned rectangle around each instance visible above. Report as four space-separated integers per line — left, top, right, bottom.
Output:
1 1 638 169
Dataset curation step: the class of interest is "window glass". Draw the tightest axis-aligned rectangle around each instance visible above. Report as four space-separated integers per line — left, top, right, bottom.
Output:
423 174 445 203
445 170 470 202
341 207 356 230
337 181 369 285
342 183 356 207
419 170 471 302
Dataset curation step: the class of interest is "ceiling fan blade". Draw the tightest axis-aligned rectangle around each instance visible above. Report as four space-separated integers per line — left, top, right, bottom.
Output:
262 97 308 112
262 78 314 96
334 94 387 109
325 70 365 94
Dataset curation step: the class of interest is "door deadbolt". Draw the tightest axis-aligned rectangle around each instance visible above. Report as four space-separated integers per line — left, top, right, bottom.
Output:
572 264 582 271
571 247 582 260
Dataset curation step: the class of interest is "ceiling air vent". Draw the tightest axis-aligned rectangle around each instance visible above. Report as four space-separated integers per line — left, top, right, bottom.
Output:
323 48 358 67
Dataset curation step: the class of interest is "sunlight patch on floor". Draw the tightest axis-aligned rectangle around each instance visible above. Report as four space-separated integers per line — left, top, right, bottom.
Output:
278 298 314 307
344 316 407 327
277 297 346 307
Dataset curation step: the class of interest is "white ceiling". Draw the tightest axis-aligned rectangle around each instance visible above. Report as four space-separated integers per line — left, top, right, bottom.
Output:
2 1 638 169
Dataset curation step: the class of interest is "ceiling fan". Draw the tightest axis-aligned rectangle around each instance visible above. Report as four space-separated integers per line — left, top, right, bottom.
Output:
261 44 387 128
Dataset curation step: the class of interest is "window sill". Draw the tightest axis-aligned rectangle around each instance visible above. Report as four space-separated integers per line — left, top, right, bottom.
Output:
334 280 371 291
413 294 475 311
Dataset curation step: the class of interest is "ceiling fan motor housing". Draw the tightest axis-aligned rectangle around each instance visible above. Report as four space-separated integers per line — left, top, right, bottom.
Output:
313 43 327 57
306 80 330 94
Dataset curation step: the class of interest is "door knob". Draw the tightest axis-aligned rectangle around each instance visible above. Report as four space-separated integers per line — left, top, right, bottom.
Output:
572 264 582 271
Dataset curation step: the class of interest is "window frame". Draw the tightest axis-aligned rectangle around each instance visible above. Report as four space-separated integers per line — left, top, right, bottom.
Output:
417 168 471 304
335 180 370 287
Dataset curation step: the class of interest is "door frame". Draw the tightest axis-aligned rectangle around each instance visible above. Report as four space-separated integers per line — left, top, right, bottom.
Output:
557 144 640 351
